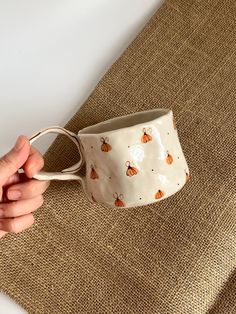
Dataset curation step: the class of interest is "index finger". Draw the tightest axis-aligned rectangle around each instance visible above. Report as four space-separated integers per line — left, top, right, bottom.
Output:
23 146 45 178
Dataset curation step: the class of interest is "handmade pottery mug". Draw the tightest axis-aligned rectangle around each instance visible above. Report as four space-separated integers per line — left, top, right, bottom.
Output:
29 108 190 208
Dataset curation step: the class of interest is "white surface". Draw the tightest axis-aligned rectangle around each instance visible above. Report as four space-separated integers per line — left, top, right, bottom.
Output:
0 0 163 312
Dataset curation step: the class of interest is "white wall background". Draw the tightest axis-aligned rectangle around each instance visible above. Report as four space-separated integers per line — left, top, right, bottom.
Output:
0 0 163 312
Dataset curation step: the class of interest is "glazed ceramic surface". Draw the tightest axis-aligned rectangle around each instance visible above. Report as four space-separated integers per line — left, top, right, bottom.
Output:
29 109 190 208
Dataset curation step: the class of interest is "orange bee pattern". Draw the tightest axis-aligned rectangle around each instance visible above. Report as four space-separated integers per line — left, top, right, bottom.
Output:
126 161 139 177
90 165 99 180
166 151 173 165
100 137 112 152
155 189 164 199
113 193 125 207
141 128 152 143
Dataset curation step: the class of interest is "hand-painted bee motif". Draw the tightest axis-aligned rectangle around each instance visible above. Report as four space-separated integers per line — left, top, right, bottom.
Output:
125 161 139 177
100 137 112 152
141 127 152 143
185 170 190 183
155 189 164 199
173 117 177 130
90 165 99 179
166 151 173 165
113 193 125 207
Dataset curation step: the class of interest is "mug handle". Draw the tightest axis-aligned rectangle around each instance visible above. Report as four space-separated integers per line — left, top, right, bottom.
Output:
28 126 84 181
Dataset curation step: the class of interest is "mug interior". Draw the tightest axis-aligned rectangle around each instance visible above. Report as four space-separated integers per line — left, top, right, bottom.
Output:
79 108 171 135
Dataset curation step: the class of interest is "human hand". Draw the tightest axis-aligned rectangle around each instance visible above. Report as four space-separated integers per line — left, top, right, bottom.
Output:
0 135 50 239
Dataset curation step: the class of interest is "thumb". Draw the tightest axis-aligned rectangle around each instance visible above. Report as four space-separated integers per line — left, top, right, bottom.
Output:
0 135 30 185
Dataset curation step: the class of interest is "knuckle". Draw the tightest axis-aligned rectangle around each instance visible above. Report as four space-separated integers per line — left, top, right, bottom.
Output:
1 153 11 164
8 201 18 214
0 156 7 168
8 218 20 233
0 154 15 172
1 201 18 217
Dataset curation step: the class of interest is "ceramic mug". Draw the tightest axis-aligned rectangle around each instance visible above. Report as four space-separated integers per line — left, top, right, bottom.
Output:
29 108 190 208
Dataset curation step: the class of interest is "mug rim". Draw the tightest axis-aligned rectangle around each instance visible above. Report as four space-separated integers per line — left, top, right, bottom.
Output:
78 108 172 136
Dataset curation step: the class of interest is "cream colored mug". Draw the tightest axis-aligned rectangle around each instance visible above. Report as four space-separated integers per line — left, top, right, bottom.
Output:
29 109 190 208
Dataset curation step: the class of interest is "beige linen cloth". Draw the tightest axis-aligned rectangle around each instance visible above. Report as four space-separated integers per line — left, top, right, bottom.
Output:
0 0 236 313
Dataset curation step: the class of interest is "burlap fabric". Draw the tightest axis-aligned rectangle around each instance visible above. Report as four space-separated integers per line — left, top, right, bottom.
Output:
1 0 236 313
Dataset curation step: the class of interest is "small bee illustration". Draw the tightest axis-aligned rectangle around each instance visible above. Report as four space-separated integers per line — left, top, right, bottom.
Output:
113 193 125 207
166 151 173 165
185 170 190 183
125 161 139 177
141 127 152 143
173 117 177 130
155 189 164 199
100 137 112 152
90 164 99 179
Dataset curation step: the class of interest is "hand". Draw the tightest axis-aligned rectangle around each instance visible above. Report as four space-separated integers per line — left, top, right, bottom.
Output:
0 135 50 239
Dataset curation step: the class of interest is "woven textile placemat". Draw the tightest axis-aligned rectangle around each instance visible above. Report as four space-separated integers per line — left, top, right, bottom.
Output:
1 1 236 313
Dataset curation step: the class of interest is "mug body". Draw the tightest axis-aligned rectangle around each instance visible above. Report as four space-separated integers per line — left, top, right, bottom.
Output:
78 108 189 208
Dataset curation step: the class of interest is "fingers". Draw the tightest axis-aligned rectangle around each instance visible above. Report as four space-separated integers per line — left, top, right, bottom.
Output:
0 213 34 233
2 172 21 188
6 179 50 201
0 136 30 186
0 195 44 218
23 146 44 178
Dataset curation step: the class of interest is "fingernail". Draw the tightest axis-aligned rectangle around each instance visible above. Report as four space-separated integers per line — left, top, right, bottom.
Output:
0 209 4 218
8 189 22 200
14 135 26 151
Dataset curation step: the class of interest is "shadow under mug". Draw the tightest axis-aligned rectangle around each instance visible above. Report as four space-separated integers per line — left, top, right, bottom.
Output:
29 108 190 208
